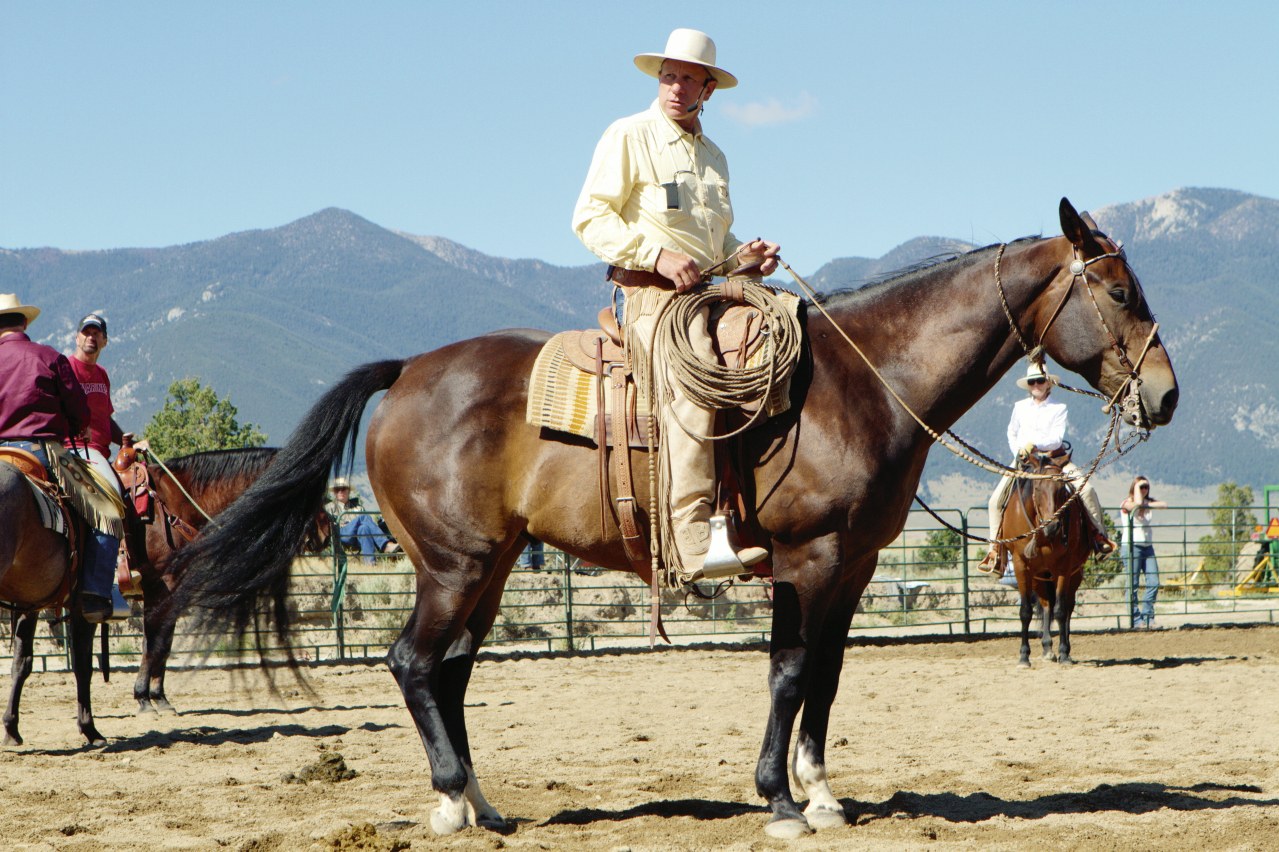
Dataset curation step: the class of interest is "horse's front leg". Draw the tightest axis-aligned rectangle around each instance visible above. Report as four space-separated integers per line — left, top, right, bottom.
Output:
1055 576 1078 665
3 610 39 745
69 615 105 746
756 542 851 839
1017 577 1034 668
1038 582 1056 661
758 583 812 839
790 582 863 832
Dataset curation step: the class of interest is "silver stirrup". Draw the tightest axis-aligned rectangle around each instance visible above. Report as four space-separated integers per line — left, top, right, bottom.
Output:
692 514 749 582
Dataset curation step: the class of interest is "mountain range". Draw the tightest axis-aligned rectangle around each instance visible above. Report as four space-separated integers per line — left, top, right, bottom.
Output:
2 187 1275 496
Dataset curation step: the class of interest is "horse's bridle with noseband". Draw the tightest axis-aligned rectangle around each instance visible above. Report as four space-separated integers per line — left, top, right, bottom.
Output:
996 237 1162 431
776 232 1159 547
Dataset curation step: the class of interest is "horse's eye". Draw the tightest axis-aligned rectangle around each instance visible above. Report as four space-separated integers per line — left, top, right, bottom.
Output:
1108 287 1128 305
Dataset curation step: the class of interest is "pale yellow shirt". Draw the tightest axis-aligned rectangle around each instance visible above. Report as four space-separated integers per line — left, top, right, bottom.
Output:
572 100 742 272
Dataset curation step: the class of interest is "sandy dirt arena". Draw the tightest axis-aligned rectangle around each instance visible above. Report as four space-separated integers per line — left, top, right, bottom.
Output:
1 624 1276 851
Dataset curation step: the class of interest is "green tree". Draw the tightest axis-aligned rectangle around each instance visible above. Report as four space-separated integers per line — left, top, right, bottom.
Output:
1197 482 1257 583
917 527 962 572
144 378 267 458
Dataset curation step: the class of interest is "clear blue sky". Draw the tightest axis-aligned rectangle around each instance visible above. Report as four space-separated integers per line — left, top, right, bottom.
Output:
4 2 1276 272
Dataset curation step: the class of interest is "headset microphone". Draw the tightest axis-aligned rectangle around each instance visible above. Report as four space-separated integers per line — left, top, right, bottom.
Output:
686 80 709 113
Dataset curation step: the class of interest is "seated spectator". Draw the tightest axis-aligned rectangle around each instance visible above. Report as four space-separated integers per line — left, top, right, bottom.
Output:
326 477 400 561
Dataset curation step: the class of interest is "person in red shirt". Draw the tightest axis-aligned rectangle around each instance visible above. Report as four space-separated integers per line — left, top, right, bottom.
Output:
66 312 131 622
0 294 116 622
0 294 90 458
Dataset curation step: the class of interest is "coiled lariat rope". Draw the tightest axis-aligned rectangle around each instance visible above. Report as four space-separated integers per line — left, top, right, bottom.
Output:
653 281 803 440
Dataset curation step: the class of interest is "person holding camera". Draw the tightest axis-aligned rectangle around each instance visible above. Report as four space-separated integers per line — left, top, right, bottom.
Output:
1120 475 1167 629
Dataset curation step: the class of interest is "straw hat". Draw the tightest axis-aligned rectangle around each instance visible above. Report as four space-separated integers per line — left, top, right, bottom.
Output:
0 293 40 325
1016 361 1061 390
331 477 351 492
634 28 738 89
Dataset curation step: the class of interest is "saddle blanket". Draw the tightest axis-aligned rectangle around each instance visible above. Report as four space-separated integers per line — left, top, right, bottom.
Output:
26 478 68 536
526 331 642 441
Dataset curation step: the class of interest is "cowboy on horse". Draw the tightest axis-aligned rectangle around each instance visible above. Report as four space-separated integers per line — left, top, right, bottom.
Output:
0 293 131 623
572 28 781 583
978 360 1118 576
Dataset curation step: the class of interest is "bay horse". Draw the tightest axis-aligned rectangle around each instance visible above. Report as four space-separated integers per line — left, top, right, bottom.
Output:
3 447 330 744
166 199 1179 839
0 459 103 746
998 451 1090 667
126 446 333 714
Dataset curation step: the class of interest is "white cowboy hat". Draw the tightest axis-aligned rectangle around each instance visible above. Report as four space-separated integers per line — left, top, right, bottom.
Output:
634 28 738 89
331 477 351 491
1016 361 1061 390
0 293 41 325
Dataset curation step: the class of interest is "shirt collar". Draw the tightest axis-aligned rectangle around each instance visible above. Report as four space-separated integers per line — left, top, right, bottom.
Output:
649 99 701 145
0 332 32 346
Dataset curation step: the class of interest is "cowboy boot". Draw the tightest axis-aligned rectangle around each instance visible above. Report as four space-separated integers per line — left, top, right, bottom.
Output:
674 513 768 584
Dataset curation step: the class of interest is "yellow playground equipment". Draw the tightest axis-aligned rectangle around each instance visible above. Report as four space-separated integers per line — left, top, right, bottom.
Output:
1164 486 1279 597
1232 485 1279 595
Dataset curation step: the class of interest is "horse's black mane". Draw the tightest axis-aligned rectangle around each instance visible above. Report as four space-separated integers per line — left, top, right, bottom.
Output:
811 236 1042 308
160 447 280 488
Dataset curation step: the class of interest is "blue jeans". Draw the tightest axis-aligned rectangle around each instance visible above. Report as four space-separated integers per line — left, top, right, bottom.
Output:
1125 543 1159 622
517 540 545 570
339 513 389 558
4 441 115 600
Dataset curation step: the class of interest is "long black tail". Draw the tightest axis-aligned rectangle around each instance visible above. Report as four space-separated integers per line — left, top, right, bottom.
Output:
163 359 405 650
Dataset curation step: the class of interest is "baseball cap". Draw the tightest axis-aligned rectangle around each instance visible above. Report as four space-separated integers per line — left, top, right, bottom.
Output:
79 313 108 335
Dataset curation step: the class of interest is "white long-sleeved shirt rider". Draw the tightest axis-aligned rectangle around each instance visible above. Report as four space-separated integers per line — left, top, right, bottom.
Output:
1006 396 1068 457
571 100 743 272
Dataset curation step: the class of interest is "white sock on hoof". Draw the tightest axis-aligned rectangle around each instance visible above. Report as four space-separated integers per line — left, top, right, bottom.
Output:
465 766 504 828
792 739 846 828
430 792 470 836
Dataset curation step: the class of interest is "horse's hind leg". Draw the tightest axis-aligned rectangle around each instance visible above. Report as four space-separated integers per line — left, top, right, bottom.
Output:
70 615 105 746
387 547 516 836
435 556 519 832
3 610 38 745
135 577 179 715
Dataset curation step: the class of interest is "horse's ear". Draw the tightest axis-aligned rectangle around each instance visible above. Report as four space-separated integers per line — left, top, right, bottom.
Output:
1059 197 1102 255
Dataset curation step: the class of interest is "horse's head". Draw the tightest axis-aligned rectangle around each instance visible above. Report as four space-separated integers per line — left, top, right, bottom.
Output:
1018 453 1072 559
1031 198 1179 429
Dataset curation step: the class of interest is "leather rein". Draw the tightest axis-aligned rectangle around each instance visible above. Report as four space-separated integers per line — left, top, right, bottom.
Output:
776 237 1158 547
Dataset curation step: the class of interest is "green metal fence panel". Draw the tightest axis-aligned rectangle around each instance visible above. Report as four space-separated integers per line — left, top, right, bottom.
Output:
6 505 1277 672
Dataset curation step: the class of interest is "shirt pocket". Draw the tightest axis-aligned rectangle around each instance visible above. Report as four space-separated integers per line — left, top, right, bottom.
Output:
641 182 693 229
704 179 734 231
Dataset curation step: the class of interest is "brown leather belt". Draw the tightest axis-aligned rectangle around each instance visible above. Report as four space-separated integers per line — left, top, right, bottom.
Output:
608 266 676 290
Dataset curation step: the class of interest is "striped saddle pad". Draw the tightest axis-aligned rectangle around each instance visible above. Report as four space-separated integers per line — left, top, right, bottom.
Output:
526 330 645 444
